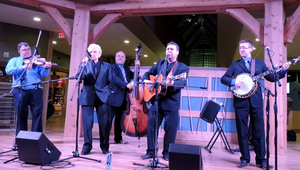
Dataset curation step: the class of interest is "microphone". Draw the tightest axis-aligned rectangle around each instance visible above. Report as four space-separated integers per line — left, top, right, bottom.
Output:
165 53 171 60
265 46 270 52
86 50 92 59
137 43 142 49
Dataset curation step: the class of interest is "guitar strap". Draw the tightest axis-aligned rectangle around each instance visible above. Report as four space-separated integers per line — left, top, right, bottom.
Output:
167 61 178 78
251 59 255 75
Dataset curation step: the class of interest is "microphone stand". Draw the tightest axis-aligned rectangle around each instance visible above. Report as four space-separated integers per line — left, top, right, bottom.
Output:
133 74 168 170
266 49 280 170
258 81 274 170
51 61 101 164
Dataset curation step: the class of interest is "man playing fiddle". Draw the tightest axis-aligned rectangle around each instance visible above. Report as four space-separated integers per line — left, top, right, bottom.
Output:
6 42 52 138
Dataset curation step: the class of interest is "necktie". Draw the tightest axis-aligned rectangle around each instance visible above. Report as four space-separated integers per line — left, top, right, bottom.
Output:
245 61 250 71
121 66 127 83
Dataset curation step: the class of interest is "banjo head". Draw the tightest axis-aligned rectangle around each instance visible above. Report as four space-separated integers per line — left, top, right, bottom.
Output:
232 73 257 98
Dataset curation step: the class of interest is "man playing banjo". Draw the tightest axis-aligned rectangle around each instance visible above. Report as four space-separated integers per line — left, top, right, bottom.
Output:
221 39 290 169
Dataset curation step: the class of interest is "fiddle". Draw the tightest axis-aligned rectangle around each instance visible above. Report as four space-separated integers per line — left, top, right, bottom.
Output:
24 56 57 68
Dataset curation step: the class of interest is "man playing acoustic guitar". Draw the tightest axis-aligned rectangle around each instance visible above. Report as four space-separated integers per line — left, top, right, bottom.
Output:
140 41 189 161
221 39 290 169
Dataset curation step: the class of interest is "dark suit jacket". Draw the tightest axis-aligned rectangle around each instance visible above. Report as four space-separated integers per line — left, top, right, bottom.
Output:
221 58 285 108
77 60 111 105
142 59 189 111
107 63 134 107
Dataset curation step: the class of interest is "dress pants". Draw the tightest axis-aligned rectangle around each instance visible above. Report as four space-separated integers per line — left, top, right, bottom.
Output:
146 105 179 156
108 101 126 142
81 99 109 151
235 106 266 164
12 88 43 136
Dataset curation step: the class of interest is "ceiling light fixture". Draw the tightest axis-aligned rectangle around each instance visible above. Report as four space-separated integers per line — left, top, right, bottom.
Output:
143 54 148 57
33 17 41 22
255 38 259 42
124 40 129 44
52 41 57 44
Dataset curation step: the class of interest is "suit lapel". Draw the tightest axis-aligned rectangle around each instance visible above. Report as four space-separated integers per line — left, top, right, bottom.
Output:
238 59 249 73
97 61 104 80
86 61 96 80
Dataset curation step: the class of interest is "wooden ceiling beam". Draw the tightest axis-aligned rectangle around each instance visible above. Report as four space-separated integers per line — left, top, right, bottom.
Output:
40 4 73 44
89 13 123 43
35 0 76 10
226 8 264 45
9 0 76 10
284 5 300 43
90 0 266 15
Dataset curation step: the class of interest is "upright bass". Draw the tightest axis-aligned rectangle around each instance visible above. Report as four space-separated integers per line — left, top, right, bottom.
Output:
121 44 148 137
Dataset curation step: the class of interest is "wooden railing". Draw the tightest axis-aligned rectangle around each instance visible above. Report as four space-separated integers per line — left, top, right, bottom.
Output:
0 82 15 131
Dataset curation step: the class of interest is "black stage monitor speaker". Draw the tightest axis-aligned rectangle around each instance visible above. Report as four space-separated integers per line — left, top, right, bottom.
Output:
200 100 222 124
16 130 61 165
169 143 203 170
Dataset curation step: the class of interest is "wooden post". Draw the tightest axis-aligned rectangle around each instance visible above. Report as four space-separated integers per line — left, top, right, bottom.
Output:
264 0 287 155
64 4 90 137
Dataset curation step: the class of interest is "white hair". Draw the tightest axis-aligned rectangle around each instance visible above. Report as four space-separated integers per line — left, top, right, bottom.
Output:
88 43 102 53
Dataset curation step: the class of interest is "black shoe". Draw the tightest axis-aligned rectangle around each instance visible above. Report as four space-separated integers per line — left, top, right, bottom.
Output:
81 144 92 155
102 149 109 154
141 153 153 159
256 161 273 169
12 144 17 151
162 154 169 161
237 160 249 167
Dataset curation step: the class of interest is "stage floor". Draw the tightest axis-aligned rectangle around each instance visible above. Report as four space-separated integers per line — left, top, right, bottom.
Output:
0 115 299 170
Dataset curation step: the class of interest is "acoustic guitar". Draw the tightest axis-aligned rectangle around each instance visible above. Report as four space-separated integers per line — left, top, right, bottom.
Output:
144 72 187 102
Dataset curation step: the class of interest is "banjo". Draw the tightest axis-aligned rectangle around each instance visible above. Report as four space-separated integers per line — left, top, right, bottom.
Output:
231 56 300 98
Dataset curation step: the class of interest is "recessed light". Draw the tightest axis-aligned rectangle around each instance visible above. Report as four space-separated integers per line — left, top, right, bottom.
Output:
135 48 138 51
143 54 148 57
52 41 57 44
153 62 157 65
33 17 41 22
124 40 129 44
255 38 259 42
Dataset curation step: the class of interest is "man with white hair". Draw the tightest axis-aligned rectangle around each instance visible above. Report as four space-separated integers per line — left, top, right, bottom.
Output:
76 43 111 155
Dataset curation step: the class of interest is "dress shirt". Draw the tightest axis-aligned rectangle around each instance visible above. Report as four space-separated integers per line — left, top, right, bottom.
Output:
6 56 50 90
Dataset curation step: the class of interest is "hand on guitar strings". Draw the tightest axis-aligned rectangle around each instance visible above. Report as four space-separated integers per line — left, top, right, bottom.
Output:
165 78 174 86
235 79 243 88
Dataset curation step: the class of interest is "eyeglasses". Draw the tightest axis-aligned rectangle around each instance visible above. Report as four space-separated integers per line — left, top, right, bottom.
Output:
239 46 251 50
20 48 31 52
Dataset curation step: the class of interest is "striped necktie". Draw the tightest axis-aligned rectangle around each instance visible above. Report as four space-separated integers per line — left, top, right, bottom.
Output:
121 66 127 83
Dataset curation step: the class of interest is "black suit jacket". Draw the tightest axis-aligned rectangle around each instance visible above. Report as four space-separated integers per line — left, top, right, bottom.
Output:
142 59 189 111
221 58 285 108
107 63 134 107
76 60 111 105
